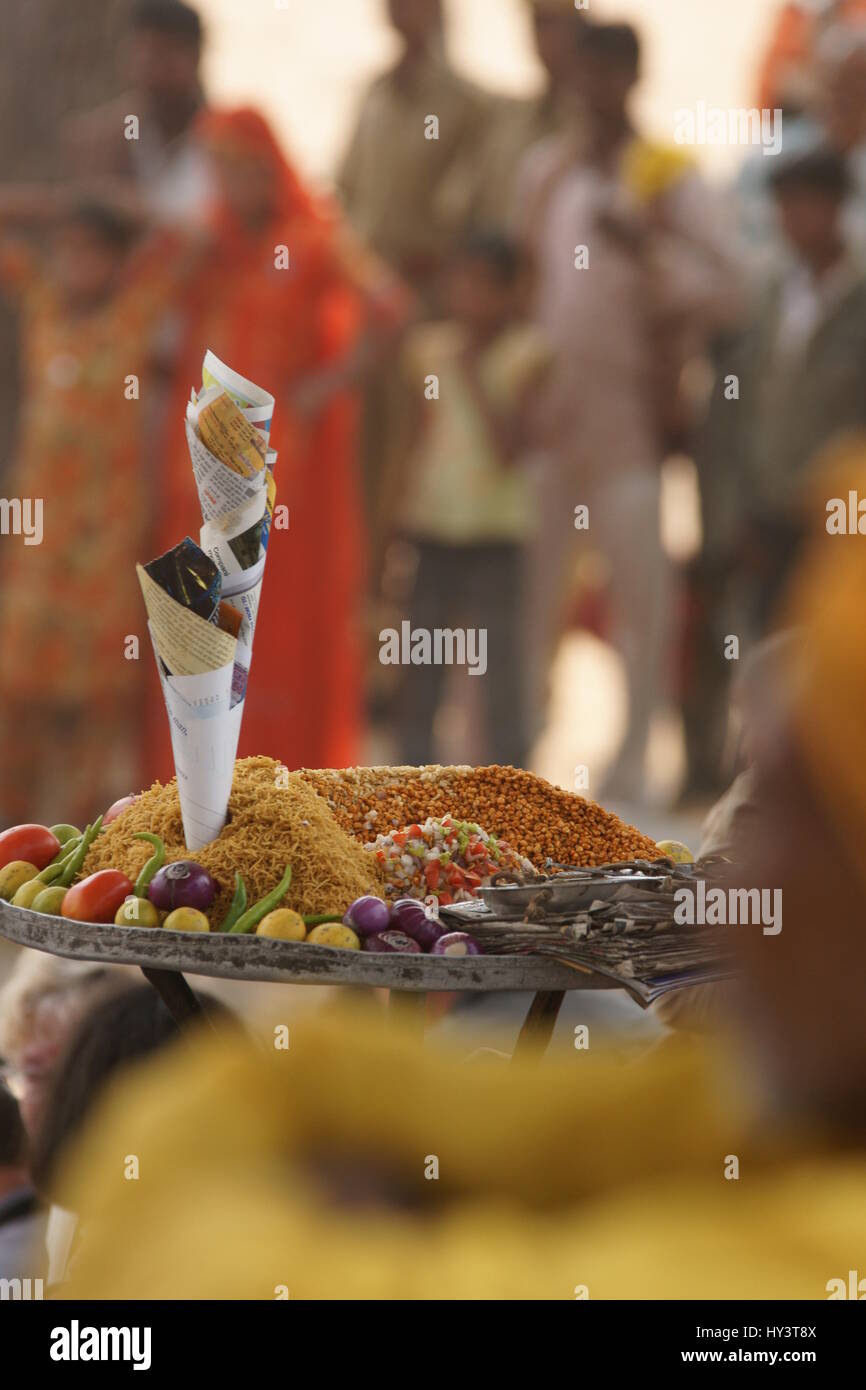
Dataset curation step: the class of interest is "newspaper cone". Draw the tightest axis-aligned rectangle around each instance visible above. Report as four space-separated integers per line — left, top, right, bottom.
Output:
185 353 277 695
140 353 276 850
137 553 241 850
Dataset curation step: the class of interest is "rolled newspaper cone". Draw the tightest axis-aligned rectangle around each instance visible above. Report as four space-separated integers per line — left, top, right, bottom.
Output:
137 543 242 851
185 353 277 708
140 353 277 850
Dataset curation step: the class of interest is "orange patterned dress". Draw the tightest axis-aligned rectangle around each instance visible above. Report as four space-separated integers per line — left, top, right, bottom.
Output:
0 242 176 826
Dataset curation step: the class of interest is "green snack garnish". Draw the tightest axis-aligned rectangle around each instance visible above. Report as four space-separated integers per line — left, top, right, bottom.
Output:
58 816 103 887
133 832 165 898
230 864 292 934
217 874 248 932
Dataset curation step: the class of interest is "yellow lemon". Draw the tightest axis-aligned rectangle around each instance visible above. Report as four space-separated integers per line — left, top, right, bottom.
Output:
655 839 694 864
31 886 68 916
256 909 307 941
306 924 361 950
115 897 162 929
163 907 210 933
0 861 39 901
12 877 47 909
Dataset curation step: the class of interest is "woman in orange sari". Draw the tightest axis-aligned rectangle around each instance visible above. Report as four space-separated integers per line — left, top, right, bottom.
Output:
148 108 407 778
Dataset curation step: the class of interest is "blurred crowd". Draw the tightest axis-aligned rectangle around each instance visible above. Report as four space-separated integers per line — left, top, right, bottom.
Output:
1 0 866 829
3 0 866 1301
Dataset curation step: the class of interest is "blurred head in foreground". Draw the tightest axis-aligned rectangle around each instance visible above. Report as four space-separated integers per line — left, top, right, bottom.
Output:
737 441 866 1123
0 955 135 1138
29 984 229 1206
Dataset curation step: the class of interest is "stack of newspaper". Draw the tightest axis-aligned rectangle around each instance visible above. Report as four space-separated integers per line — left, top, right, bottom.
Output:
138 352 276 851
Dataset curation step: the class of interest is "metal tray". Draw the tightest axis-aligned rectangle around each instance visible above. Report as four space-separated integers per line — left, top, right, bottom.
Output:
0 900 615 993
479 872 670 919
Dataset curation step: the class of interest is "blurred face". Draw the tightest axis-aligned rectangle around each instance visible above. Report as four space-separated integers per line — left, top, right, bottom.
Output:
775 188 842 261
445 257 513 334
576 52 638 126
208 146 277 226
532 13 582 87
17 994 84 1138
387 0 441 53
53 224 123 305
125 27 201 110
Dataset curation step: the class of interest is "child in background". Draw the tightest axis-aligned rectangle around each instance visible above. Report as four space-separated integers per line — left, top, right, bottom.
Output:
389 232 550 768
0 197 189 827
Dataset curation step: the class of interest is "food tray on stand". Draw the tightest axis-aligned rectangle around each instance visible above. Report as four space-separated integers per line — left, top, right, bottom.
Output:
0 899 617 1059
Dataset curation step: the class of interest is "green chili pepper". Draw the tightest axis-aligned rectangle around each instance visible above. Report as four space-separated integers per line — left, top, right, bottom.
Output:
132 832 165 898
229 864 292 934
301 913 343 927
217 874 247 932
36 836 83 884
58 815 103 888
46 832 81 867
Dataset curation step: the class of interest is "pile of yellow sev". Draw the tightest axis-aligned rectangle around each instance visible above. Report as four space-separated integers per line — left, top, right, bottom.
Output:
82 757 383 923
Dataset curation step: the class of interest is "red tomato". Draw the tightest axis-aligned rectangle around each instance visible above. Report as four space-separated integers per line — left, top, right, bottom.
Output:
424 861 441 890
62 870 133 924
0 824 61 872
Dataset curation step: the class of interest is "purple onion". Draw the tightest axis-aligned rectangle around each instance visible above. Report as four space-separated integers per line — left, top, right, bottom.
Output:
343 894 391 937
390 897 446 951
430 932 481 958
362 929 422 955
148 860 217 912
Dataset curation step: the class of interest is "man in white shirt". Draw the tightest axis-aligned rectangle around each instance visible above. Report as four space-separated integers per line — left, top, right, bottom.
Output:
516 22 742 801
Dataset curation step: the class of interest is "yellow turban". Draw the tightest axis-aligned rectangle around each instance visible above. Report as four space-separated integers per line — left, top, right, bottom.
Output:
55 1005 866 1300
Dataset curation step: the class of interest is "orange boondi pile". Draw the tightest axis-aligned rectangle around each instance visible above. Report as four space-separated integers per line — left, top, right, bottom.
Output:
299 765 658 868
83 756 383 922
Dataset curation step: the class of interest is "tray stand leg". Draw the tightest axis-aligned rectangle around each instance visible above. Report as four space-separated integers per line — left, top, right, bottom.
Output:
512 990 565 1061
140 966 214 1029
